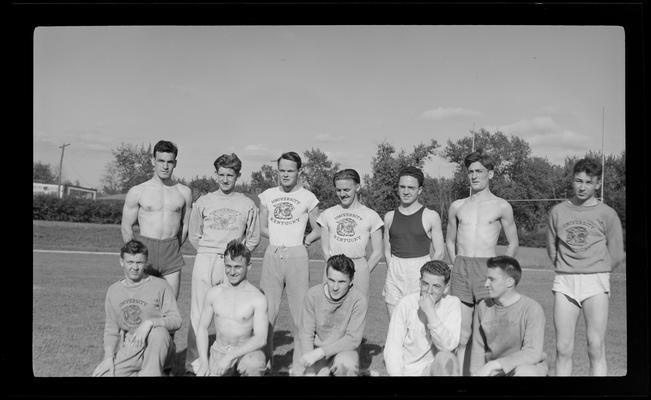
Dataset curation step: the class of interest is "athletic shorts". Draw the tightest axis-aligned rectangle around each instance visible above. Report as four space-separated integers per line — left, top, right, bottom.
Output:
383 254 431 307
449 255 490 305
138 235 185 276
552 272 610 307
209 342 266 376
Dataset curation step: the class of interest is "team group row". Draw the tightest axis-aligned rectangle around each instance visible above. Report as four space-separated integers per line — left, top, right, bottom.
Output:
91 140 624 377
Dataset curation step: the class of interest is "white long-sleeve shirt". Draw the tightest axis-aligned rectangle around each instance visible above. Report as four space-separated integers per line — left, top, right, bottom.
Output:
383 292 461 376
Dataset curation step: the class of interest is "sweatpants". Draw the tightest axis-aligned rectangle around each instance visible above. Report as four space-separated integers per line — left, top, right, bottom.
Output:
185 252 225 373
260 244 310 370
296 350 359 376
92 327 174 377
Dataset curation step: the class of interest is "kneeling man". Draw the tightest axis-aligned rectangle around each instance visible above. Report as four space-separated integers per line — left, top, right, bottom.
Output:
196 240 268 376
470 255 547 376
92 240 182 377
384 260 461 376
296 254 368 376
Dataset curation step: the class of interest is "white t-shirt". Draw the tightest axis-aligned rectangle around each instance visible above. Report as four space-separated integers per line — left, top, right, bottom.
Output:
258 186 319 247
383 292 461 376
316 204 383 259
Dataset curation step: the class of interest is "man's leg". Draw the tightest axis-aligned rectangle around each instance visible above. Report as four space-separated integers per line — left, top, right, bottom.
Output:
513 361 549 376
236 350 267 376
331 350 360 376
456 302 474 376
352 258 370 299
582 293 609 376
110 338 146 377
259 246 285 367
185 253 216 373
553 291 581 376
163 271 181 300
285 246 310 373
429 350 460 376
139 327 172 376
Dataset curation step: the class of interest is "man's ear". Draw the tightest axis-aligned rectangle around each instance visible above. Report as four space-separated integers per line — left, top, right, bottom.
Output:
488 170 494 180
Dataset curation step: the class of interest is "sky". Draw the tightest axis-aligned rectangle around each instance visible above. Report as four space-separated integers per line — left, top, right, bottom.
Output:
33 26 625 190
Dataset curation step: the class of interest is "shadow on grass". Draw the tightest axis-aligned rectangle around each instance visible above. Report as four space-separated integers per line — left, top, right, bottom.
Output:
359 337 383 371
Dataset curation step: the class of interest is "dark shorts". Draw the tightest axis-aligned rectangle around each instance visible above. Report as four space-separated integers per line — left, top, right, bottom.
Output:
450 255 490 305
138 235 185 276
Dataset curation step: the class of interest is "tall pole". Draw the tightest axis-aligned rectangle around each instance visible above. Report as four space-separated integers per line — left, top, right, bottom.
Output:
58 143 70 198
601 107 605 203
470 125 475 196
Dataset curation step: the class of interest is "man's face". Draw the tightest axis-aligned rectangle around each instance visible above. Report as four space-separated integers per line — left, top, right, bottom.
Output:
224 254 249 286
334 179 359 208
397 175 422 206
484 267 512 299
152 151 177 180
326 266 353 301
120 253 147 283
419 272 447 305
216 166 239 194
278 159 299 189
467 161 493 192
572 171 600 202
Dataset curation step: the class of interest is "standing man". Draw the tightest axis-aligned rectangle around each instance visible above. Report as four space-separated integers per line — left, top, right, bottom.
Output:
258 151 320 373
196 240 268 376
295 254 368 376
383 260 461 376
316 169 383 298
185 153 260 374
121 140 193 300
547 158 624 376
92 240 182 377
383 166 445 317
470 256 547 376
446 149 519 373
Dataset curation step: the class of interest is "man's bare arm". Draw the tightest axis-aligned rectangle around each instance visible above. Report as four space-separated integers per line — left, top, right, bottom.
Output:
426 209 445 261
178 185 193 244
368 228 384 273
259 204 270 239
121 186 141 242
500 200 519 257
319 222 330 261
446 202 459 264
304 207 321 245
196 290 216 369
383 212 394 263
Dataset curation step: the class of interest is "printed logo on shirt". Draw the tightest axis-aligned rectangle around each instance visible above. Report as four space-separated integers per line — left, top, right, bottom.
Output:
120 298 147 328
566 226 588 247
206 208 243 231
333 212 363 243
560 219 598 252
270 197 301 225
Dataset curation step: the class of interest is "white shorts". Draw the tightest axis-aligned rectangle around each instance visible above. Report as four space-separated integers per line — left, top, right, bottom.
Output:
552 272 610 307
382 254 431 307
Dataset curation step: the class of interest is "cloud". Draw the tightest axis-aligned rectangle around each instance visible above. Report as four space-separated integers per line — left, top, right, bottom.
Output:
420 107 483 121
490 116 593 164
242 144 280 163
33 129 116 153
314 133 345 143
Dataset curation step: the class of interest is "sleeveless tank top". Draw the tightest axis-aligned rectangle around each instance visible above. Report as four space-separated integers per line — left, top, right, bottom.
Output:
388 206 431 258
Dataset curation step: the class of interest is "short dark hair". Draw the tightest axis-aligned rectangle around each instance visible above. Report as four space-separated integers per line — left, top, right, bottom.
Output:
398 166 424 187
326 254 355 281
214 153 242 175
420 260 451 284
464 149 495 171
120 240 148 260
333 168 361 185
573 158 602 179
487 255 522 286
277 151 302 170
152 140 178 158
224 239 251 265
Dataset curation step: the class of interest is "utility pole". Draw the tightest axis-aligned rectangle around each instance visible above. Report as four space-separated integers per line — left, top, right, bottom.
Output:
58 143 70 198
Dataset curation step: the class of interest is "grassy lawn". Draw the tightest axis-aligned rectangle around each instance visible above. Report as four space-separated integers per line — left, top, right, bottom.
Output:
32 220 627 376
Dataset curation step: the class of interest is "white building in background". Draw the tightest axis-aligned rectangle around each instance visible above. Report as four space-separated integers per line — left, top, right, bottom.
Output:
33 182 97 200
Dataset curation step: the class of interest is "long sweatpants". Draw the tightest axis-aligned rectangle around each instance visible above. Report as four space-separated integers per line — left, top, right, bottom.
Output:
185 252 225 373
260 244 310 371
93 327 174 377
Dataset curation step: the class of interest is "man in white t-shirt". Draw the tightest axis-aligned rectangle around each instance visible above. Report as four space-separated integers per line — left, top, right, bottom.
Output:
316 168 383 298
258 151 320 374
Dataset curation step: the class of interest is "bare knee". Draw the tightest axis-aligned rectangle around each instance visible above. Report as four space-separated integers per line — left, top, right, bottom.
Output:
237 351 267 376
430 351 459 376
556 337 574 359
587 336 606 360
332 351 359 376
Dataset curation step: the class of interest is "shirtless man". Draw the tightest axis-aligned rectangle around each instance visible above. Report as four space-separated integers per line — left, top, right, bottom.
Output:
317 169 383 298
185 153 260 374
446 149 519 374
258 151 320 373
121 140 193 300
196 240 268 376
383 166 445 317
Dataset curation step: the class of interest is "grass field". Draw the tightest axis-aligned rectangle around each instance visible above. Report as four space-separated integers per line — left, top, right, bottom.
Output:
33 220 627 376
